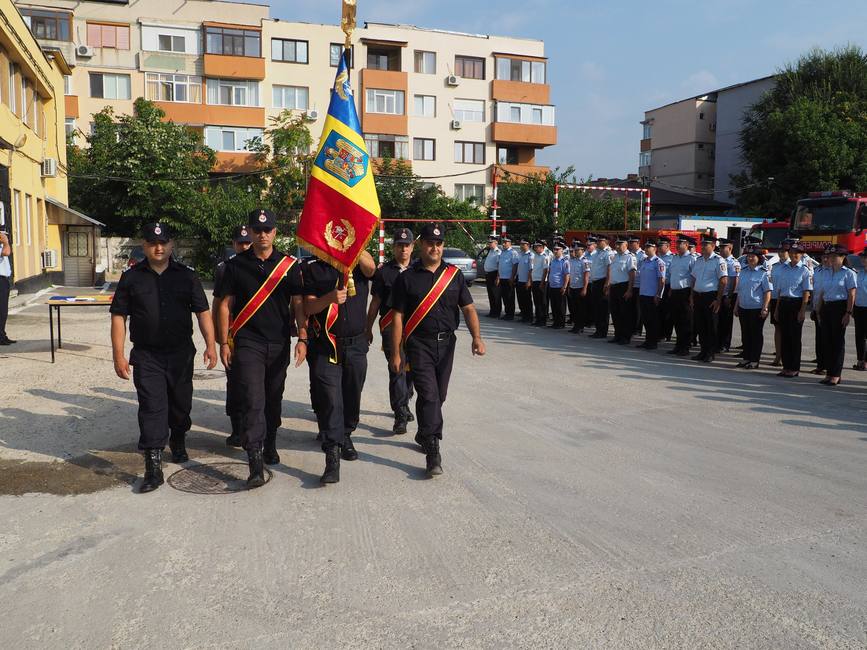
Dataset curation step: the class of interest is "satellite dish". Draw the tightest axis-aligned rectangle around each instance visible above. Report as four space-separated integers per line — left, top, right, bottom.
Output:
13 134 26 148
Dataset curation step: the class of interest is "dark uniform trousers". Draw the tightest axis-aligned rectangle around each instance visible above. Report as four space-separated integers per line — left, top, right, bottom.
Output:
485 271 500 317
568 288 587 330
660 286 674 340
854 305 867 364
381 329 413 414
632 290 642 335
669 288 692 351
531 281 547 324
499 278 516 318
233 338 290 451
811 310 824 370
590 279 609 335
0 275 10 339
609 282 631 341
640 295 661 346
131 345 195 450
516 282 532 320
778 297 805 371
718 294 736 350
547 285 566 327
693 291 719 356
308 336 368 449
738 308 765 363
406 333 455 441
819 300 848 377
225 366 241 434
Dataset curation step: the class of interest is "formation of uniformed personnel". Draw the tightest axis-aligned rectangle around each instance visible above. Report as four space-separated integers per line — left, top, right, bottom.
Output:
690 237 728 362
217 209 307 489
304 248 377 483
496 235 520 320
515 239 534 322
366 228 415 435
110 223 217 493
589 234 614 338
483 235 501 318
717 239 741 353
568 240 590 334
212 225 252 447
388 223 486 477
636 240 666 350
608 237 637 344
547 242 570 329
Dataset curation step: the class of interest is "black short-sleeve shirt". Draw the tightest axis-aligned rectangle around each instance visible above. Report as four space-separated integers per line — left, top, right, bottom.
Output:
371 260 409 318
110 259 209 349
389 261 472 336
303 260 370 338
212 258 231 299
221 247 302 343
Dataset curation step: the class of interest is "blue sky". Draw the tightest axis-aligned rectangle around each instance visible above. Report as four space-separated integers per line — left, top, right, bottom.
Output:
267 0 867 179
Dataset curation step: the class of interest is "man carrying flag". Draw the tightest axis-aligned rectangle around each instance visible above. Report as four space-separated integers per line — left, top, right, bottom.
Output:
388 224 486 477
297 21 381 484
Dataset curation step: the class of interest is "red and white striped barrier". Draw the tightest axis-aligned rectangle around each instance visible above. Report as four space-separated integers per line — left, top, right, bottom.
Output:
491 168 500 236
378 221 385 265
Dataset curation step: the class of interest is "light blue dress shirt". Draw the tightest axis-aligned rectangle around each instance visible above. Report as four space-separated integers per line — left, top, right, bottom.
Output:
569 255 591 289
856 267 867 308
609 251 636 284
638 255 666 297
548 256 570 289
483 247 501 273
632 249 646 287
811 267 828 308
668 253 695 290
0 253 10 278
819 267 857 302
497 246 519 279
530 252 549 282
590 247 613 281
737 266 772 309
774 260 813 299
723 255 741 295
516 250 533 283
691 253 727 293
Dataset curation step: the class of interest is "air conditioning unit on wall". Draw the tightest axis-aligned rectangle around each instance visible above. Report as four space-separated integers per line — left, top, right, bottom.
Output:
304 109 319 121
450 120 462 130
41 249 58 269
76 45 94 58
41 158 57 177
446 74 459 87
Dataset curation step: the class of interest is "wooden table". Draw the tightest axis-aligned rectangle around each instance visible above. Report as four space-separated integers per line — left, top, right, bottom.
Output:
46 294 114 363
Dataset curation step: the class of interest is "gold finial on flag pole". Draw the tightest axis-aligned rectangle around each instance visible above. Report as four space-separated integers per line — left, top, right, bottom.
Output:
341 0 357 49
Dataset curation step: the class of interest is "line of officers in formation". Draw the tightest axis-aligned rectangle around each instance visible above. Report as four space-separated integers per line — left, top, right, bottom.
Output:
110 210 485 493
482 230 864 383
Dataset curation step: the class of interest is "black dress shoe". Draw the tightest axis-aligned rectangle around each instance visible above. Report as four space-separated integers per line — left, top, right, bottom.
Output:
225 433 242 448
246 448 266 488
703 355 715 363
0 338 15 345
691 353 707 361
263 432 280 465
341 436 358 461
140 449 164 493
169 434 189 464
667 349 680 355
320 446 340 484
676 349 690 357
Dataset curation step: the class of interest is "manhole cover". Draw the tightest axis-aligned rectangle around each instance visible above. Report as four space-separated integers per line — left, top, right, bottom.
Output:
167 462 273 494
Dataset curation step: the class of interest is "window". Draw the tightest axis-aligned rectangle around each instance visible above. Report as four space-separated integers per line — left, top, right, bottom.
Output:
86 23 130 49
271 38 308 63
206 27 260 57
158 34 186 53
495 101 555 125
63 75 72 96
21 77 32 128
497 146 519 165
146 73 202 103
365 88 404 115
330 43 354 67
414 50 436 74
206 79 259 106
364 134 409 159
455 184 485 203
25 194 32 246
455 55 484 80
367 47 400 71
204 126 263 152
639 151 651 167
21 9 71 41
12 191 20 247
413 138 435 161
455 141 485 164
272 85 309 110
89 73 132 100
413 94 435 117
495 57 546 83
453 99 484 122
8 62 18 116
65 118 76 141
67 231 88 257
642 123 652 139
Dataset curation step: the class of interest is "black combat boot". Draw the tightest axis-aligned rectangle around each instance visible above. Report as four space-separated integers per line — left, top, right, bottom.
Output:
226 416 242 448
169 432 189 464
423 437 443 477
263 431 280 465
403 405 415 422
392 410 408 435
414 432 426 452
246 448 266 489
320 446 340 484
140 449 164 493
341 435 358 461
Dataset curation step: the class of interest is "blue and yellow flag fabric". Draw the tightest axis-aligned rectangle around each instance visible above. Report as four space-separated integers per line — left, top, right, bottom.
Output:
297 49 380 274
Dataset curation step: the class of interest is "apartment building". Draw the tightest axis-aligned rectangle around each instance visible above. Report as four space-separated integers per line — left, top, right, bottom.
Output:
15 0 555 201
1 0 96 291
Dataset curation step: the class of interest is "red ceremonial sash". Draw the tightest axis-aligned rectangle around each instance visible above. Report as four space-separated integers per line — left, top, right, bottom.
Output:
310 282 341 363
403 265 460 343
379 309 395 333
228 255 296 347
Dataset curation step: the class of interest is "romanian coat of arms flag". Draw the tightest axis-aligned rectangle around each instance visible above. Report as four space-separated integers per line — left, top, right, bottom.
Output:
297 49 381 275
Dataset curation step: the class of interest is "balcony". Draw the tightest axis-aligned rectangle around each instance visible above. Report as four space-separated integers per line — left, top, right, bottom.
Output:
640 138 652 152
360 69 409 136
154 102 265 128
214 152 259 172
64 95 79 119
491 122 557 147
491 79 550 105
203 54 265 80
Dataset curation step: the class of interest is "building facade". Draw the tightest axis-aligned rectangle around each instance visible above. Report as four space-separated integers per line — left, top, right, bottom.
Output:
1 0 96 291
15 0 555 202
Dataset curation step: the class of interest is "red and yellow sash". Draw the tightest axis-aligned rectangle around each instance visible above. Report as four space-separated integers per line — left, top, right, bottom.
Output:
310 279 342 363
403 265 460 342
379 309 395 333
228 255 296 348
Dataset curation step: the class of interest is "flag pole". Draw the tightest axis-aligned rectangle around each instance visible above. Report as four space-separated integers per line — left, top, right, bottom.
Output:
342 0 358 297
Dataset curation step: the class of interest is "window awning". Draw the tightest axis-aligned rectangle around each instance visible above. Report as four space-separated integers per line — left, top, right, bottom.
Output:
360 38 408 48
45 197 105 228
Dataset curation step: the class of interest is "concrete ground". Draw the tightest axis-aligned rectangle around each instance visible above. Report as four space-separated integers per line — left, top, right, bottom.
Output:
1 286 866 648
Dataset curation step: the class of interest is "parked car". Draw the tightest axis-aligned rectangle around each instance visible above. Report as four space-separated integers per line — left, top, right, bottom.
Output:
442 247 477 286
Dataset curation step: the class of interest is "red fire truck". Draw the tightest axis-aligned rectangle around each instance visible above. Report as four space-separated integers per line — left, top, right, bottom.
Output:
747 220 790 254
788 190 867 255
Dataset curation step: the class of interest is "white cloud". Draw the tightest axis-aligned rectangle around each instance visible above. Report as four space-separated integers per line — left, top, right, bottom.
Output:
681 69 720 95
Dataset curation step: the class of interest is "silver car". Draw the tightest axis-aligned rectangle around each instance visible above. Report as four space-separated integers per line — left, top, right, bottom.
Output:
442 247 477 286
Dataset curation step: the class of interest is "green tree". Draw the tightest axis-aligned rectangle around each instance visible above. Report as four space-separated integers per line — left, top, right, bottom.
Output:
734 46 867 214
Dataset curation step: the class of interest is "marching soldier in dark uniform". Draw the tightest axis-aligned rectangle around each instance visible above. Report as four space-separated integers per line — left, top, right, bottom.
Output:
212 225 252 447
304 249 377 484
110 223 217 493
366 228 415 435
389 223 486 477
217 209 307 489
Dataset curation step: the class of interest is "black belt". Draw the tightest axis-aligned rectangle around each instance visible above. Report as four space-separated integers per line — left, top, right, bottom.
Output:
779 296 803 302
413 331 454 341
